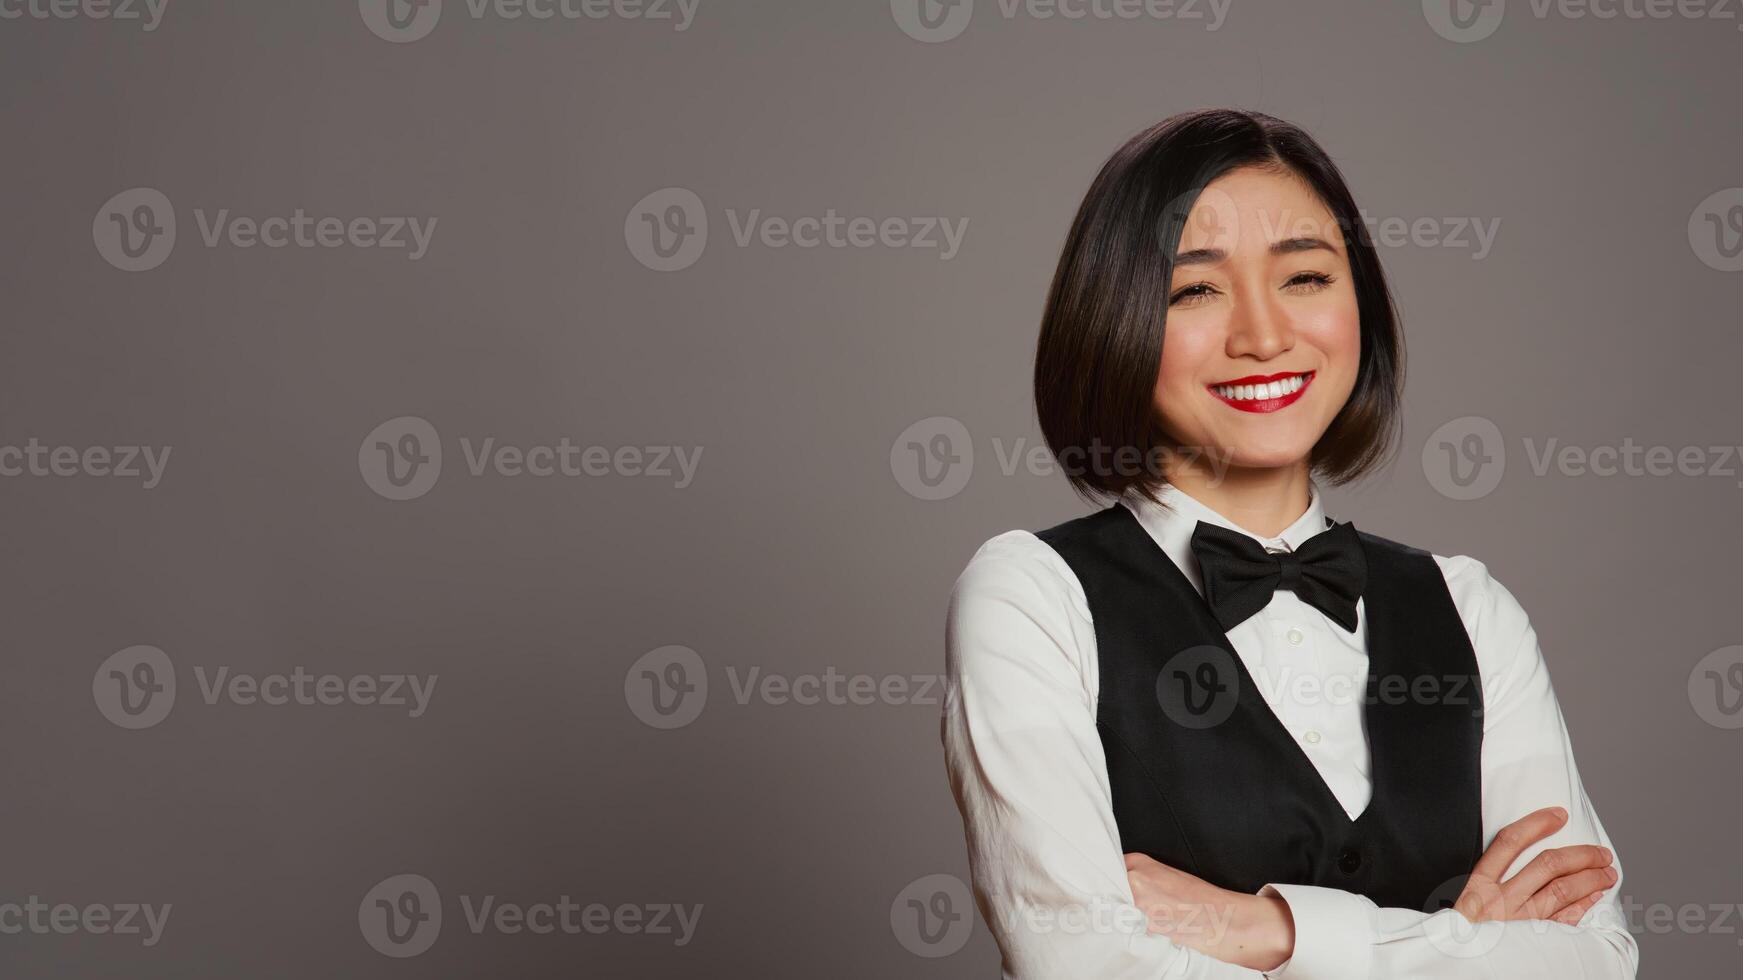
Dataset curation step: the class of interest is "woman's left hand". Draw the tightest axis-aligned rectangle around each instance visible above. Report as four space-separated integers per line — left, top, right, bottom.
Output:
1124 852 1294 972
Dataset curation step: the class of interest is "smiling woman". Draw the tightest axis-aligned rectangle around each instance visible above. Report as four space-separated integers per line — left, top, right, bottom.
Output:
941 108 1640 979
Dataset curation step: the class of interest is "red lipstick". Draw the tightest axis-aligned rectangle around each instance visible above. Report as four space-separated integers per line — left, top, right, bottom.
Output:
1207 370 1314 414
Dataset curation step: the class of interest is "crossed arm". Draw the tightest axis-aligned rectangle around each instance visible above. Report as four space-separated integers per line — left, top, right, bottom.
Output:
940 532 1640 979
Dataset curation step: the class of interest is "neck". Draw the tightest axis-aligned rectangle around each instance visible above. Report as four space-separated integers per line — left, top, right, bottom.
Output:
1163 462 1313 539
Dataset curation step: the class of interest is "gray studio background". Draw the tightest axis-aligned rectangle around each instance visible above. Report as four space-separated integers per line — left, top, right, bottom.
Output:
3 1 1740 976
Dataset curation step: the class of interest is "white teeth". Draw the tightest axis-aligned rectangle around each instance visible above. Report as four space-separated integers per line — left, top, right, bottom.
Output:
1215 373 1308 401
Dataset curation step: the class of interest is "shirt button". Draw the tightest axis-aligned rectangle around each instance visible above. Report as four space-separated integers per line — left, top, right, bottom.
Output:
1286 627 1305 646
1337 848 1363 874
1303 729 1322 745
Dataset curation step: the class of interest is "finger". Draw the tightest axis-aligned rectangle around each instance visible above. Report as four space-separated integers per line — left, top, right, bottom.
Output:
1453 875 1505 923
1502 844 1613 907
1471 807 1569 883
1550 890 1607 927
1124 853 1150 871
1518 866 1618 920
1126 878 1156 916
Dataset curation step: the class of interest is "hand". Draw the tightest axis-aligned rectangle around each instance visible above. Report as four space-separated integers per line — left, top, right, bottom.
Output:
1124 852 1294 972
1456 805 1618 926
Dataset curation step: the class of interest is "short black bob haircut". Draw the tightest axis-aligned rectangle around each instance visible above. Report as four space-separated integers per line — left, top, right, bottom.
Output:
1033 107 1404 503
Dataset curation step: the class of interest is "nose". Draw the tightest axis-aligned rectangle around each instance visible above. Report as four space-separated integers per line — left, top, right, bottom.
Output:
1225 286 1295 361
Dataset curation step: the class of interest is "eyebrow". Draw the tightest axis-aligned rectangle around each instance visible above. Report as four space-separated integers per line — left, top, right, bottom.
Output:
1173 236 1339 267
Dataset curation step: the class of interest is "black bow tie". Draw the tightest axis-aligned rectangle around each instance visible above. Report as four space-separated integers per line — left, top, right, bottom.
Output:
1188 519 1367 633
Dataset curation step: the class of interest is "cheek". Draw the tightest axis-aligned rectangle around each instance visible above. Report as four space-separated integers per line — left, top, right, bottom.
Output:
1298 300 1362 370
1156 318 1218 394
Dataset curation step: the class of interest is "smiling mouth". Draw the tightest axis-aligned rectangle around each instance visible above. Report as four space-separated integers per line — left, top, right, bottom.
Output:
1207 370 1314 413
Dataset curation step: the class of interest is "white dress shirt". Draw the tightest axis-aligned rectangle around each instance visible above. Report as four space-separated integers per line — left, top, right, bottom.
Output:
940 477 1639 979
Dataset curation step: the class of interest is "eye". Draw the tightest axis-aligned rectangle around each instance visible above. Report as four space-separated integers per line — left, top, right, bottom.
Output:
1169 282 1220 307
1283 271 1337 293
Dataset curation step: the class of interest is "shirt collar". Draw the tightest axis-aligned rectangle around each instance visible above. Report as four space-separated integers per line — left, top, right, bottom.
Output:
1118 477 1334 597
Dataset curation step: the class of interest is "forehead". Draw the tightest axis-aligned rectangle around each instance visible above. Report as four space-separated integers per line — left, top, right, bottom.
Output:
1176 166 1341 253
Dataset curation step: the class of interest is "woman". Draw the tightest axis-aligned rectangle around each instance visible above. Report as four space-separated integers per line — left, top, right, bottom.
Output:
940 109 1639 978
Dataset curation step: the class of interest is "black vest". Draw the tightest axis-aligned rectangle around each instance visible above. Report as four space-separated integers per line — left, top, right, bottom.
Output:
1037 504 1485 911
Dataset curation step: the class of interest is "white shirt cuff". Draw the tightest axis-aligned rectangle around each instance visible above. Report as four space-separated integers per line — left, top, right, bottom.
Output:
1258 883 1376 980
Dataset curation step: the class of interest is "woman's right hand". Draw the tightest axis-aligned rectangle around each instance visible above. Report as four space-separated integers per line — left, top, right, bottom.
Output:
1455 805 1618 926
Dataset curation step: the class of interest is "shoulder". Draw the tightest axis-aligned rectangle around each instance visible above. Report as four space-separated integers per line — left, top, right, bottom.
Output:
1424 546 1545 699
950 528 1090 623
1427 550 1534 648
945 526 1098 697
1354 527 1532 640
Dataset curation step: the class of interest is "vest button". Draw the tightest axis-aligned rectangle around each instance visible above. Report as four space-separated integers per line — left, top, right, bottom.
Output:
1337 847 1362 874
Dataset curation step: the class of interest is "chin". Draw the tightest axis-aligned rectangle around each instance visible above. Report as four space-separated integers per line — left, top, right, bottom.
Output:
1221 442 1315 471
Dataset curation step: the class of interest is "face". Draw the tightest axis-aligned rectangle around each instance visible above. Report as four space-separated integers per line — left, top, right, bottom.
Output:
1153 165 1361 475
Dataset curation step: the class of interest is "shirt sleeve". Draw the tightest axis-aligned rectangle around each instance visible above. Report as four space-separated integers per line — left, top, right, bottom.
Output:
941 530 1267 980
1258 555 1640 980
